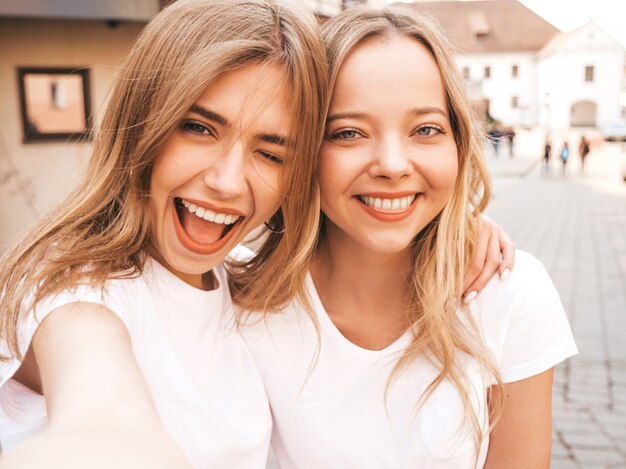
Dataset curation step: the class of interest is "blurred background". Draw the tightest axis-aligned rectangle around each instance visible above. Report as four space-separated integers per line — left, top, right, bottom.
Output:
1 1 625 467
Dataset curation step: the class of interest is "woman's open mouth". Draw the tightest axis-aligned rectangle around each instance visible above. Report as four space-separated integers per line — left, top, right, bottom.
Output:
172 197 243 255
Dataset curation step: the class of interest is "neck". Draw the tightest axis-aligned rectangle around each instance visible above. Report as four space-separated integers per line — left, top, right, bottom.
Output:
146 246 216 291
310 225 413 349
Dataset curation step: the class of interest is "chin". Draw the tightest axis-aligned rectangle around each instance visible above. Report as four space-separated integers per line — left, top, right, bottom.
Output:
359 234 416 255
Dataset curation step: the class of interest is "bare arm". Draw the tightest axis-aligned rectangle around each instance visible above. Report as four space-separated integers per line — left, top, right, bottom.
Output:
1 302 192 469
463 215 515 302
484 368 554 469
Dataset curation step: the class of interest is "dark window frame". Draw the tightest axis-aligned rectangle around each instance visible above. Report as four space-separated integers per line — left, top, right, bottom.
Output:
17 67 92 143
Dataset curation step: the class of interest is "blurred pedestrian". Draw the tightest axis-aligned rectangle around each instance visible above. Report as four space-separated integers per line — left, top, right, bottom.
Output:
507 129 516 158
489 129 502 157
579 135 590 175
543 140 551 176
560 141 569 177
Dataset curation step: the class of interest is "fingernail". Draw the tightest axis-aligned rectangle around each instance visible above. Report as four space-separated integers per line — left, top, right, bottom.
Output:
464 291 477 304
500 268 510 280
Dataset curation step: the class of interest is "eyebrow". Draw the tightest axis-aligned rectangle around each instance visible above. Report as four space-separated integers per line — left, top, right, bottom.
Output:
259 134 293 147
189 104 229 127
410 106 449 118
327 107 449 124
326 112 367 124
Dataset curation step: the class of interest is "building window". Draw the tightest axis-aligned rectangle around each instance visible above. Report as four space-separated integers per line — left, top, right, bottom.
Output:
585 65 594 82
511 96 519 109
18 67 92 143
484 66 491 79
512 65 518 77
462 67 470 80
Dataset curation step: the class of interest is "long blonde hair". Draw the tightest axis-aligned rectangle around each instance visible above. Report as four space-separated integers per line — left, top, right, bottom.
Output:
0 0 328 360
234 4 503 463
323 6 502 461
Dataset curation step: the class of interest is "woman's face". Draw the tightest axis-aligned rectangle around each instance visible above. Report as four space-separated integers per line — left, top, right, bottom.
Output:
150 64 289 287
319 35 458 255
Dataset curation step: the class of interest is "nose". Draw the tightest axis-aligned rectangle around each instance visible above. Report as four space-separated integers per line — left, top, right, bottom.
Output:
202 141 248 198
368 137 412 181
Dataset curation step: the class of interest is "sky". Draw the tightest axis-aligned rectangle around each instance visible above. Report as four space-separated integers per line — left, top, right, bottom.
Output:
518 0 626 47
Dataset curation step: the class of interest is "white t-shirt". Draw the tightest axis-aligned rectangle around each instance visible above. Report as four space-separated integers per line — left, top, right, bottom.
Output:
240 250 578 468
0 258 271 468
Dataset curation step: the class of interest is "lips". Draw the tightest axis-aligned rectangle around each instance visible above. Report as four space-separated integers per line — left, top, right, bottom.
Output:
172 197 243 255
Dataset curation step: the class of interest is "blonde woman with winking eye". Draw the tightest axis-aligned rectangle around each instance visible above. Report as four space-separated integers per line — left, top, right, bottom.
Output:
0 0 328 467
0 2 513 468
236 5 577 469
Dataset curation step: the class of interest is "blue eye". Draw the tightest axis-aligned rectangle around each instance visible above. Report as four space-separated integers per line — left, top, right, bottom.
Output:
415 125 444 137
258 151 284 166
329 128 362 140
180 120 215 136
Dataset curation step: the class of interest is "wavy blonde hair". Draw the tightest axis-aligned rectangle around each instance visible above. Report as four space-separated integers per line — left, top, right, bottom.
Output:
0 0 328 360
323 6 503 462
234 4 503 464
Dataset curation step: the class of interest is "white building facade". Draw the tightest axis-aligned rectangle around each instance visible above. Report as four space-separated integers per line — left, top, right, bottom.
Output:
413 1 625 131
457 52 538 128
537 21 625 130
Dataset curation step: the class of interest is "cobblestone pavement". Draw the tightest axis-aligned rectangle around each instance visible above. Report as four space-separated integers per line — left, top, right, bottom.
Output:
486 139 626 468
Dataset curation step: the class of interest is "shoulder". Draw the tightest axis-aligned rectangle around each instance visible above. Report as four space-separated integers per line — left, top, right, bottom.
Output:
226 244 256 263
238 274 316 342
474 249 553 309
469 250 577 382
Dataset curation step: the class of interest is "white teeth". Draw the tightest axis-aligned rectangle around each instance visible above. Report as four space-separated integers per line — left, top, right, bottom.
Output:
202 209 217 221
360 194 416 212
180 198 240 225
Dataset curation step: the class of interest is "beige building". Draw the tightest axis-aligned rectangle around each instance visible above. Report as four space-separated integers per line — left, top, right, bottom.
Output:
0 2 160 250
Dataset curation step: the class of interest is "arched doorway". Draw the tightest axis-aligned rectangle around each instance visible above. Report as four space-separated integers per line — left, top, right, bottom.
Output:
570 100 597 127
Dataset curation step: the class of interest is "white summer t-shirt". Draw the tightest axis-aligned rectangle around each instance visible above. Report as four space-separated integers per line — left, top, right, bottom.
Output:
240 250 578 468
0 258 271 468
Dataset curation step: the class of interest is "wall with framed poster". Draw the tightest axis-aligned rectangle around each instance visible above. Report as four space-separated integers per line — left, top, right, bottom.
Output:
17 67 92 143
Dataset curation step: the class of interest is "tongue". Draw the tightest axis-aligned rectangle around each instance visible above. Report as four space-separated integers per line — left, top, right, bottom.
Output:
181 209 225 244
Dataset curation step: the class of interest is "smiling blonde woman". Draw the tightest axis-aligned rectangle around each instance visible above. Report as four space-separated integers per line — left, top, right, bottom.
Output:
0 1 327 467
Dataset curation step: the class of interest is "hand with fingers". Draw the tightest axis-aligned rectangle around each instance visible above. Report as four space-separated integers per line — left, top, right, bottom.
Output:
463 215 515 304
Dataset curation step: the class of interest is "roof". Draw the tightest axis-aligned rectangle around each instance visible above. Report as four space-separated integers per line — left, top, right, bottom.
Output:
540 20 625 58
403 0 560 54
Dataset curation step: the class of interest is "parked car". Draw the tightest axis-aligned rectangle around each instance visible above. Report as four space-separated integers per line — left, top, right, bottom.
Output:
603 121 626 141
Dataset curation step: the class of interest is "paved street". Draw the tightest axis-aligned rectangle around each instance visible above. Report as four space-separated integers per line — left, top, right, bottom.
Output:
486 135 626 468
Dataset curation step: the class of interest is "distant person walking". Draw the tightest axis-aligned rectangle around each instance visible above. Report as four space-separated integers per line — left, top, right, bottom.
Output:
560 141 569 177
507 129 516 158
543 140 551 175
579 135 590 175
489 129 502 157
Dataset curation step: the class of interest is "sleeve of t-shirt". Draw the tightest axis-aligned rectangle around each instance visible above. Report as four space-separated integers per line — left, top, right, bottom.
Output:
484 250 578 383
0 283 131 389
227 244 256 263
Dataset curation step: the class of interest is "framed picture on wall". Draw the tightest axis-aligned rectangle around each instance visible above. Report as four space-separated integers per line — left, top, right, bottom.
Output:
17 67 92 143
